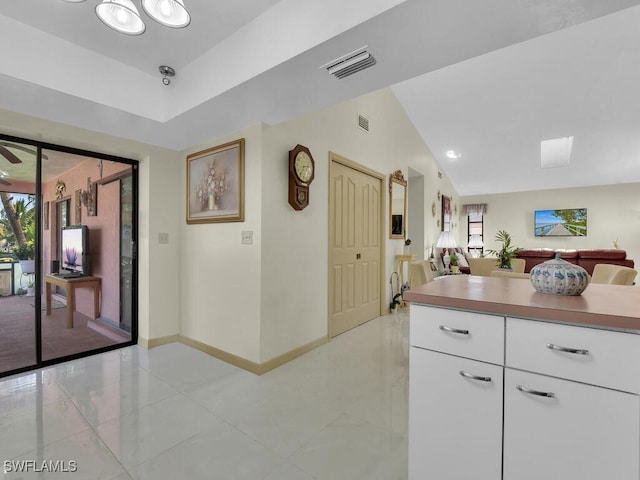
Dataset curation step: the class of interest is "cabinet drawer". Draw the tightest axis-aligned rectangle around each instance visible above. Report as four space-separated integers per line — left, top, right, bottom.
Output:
506 317 640 393
410 305 504 364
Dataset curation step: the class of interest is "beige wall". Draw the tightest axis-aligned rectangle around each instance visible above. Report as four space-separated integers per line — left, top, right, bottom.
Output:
462 183 640 280
1 85 458 369
179 125 263 364
176 87 456 365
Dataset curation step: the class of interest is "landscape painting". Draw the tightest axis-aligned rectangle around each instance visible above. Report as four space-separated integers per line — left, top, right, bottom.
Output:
534 208 587 237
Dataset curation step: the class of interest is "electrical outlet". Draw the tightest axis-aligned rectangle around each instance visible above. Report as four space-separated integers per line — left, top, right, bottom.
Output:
241 231 253 245
158 232 169 244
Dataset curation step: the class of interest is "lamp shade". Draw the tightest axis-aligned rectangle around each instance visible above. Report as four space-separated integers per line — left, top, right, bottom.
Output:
95 0 145 35
436 231 457 249
142 0 191 28
468 234 484 248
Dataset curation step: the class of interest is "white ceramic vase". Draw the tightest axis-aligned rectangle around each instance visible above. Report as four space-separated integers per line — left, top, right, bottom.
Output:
530 253 590 295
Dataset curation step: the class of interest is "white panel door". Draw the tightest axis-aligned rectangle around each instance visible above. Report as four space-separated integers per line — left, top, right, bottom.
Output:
329 160 381 337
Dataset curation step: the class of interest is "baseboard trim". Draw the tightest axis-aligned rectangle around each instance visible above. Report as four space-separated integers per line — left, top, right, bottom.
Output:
138 334 179 349
177 334 329 375
258 336 328 375
178 335 262 374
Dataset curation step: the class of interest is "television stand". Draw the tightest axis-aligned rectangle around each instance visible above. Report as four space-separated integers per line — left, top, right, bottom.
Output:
58 272 84 279
45 275 101 328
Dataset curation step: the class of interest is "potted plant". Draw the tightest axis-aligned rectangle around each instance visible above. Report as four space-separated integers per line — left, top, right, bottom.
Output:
486 230 521 270
450 252 460 273
13 242 35 275
403 238 412 254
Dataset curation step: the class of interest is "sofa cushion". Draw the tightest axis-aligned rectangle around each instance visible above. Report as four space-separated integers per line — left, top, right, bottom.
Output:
555 249 578 259
577 249 627 260
517 248 555 258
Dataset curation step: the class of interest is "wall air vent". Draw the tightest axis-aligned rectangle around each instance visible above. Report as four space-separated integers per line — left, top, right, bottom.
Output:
323 47 376 79
358 114 369 133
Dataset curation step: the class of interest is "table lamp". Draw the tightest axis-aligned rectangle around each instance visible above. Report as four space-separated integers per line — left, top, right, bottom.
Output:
436 231 458 271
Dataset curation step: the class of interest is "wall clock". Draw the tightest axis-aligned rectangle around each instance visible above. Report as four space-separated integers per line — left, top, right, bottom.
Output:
288 144 315 210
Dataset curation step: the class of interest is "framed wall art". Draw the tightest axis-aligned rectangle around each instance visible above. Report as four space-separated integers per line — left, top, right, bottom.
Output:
187 138 245 224
441 195 451 232
43 201 49 230
75 189 82 224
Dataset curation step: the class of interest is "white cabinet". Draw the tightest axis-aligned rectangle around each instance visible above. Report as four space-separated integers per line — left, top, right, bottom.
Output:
409 305 504 480
504 317 640 480
410 305 640 480
409 348 503 480
503 369 639 480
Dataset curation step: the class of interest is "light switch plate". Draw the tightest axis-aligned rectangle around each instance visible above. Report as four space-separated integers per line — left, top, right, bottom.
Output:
241 231 253 245
158 232 169 244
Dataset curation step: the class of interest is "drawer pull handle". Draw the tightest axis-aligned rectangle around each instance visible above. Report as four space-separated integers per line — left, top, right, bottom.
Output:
517 385 555 398
546 343 589 356
459 370 491 382
439 325 469 335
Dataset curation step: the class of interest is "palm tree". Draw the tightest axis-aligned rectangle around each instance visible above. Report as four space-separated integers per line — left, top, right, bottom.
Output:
0 192 35 249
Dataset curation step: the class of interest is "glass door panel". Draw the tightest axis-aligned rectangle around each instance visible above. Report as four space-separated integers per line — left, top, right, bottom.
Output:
0 140 38 374
40 149 133 362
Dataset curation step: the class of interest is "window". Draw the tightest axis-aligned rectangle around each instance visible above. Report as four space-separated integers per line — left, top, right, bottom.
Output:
467 214 484 257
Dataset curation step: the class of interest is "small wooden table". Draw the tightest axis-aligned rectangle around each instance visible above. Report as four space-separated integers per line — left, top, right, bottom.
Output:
45 274 101 328
395 254 416 287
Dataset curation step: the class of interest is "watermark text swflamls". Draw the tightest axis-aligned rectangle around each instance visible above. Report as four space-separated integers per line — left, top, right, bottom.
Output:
4 460 78 473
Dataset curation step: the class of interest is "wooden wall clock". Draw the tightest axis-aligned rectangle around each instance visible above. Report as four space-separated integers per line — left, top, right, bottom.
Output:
288 144 315 210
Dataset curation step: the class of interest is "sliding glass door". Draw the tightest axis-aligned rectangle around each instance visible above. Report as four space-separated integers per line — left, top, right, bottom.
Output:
0 140 38 375
0 134 138 377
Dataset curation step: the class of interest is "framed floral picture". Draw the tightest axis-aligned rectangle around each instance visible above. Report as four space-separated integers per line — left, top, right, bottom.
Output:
186 138 245 224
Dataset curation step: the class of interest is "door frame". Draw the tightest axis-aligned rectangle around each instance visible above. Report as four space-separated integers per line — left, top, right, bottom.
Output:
328 152 386 338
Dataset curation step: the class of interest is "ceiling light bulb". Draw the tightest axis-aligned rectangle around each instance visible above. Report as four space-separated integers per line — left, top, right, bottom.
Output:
142 0 191 28
446 150 461 159
95 0 145 35
159 0 172 17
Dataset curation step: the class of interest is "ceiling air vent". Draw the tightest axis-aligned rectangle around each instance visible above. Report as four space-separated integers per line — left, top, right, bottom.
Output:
323 47 376 79
358 114 369 133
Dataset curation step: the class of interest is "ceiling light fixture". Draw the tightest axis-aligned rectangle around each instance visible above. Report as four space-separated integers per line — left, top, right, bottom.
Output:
95 0 146 35
446 150 461 159
142 0 191 28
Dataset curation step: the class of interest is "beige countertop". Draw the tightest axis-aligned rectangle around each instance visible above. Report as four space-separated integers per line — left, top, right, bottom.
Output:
404 276 640 331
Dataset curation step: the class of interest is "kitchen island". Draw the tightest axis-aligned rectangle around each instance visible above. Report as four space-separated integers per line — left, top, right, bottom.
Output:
404 276 640 480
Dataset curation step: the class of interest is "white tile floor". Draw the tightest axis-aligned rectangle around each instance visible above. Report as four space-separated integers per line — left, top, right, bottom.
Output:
0 310 409 479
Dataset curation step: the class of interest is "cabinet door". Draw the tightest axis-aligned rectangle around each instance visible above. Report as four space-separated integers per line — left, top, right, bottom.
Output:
409 348 503 480
504 369 640 480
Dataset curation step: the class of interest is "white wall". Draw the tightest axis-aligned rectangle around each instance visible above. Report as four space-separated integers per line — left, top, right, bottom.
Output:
462 183 640 274
179 125 263 363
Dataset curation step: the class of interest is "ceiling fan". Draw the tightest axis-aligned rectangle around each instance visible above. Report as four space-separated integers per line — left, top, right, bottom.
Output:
0 141 48 187
0 144 22 164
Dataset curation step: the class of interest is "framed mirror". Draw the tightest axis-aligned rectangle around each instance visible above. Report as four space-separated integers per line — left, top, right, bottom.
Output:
389 170 407 239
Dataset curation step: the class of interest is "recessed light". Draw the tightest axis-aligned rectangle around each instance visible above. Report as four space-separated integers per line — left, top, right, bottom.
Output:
446 150 461 159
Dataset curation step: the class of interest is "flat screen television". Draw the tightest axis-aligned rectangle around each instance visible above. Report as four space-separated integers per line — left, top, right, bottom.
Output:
61 225 89 275
534 208 587 237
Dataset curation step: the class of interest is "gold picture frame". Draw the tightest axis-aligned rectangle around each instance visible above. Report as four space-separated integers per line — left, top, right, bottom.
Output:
186 138 245 224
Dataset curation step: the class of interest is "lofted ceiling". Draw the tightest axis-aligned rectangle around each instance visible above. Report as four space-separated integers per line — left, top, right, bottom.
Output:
1 0 640 195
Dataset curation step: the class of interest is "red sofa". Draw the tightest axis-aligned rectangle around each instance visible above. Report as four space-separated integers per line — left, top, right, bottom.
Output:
516 248 634 275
